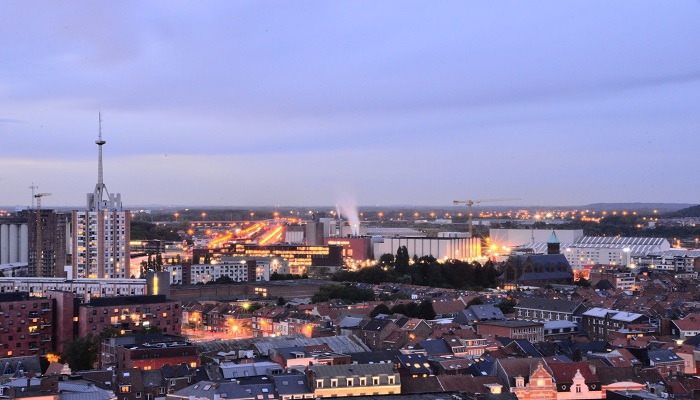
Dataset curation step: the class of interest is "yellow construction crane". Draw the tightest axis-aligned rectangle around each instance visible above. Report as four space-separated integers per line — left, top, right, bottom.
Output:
453 198 520 237
34 193 51 277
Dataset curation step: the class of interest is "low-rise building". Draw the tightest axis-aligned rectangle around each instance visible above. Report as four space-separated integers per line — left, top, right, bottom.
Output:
475 320 544 342
514 297 583 322
307 363 401 398
78 294 181 337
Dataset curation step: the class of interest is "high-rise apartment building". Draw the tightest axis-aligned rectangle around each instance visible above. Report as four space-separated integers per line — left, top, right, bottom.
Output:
71 116 130 279
26 209 68 278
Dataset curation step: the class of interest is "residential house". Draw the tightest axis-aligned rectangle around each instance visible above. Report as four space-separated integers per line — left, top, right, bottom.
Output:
453 304 506 326
547 362 603 400
581 308 648 341
271 373 313 400
306 363 400 398
671 313 700 340
357 319 399 351
251 307 289 338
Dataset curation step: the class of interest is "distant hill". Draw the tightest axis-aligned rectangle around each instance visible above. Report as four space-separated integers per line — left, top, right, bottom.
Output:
666 205 700 218
581 203 695 213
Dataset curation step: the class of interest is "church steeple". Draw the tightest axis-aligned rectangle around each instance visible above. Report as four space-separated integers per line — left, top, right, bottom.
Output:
547 230 560 255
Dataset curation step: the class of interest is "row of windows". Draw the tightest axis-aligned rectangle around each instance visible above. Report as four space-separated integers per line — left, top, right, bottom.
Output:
316 376 394 388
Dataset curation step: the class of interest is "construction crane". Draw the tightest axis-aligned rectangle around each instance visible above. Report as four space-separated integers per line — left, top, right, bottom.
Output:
453 198 520 237
34 193 51 277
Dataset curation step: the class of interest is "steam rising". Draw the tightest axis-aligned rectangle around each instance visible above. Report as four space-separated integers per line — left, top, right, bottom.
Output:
336 197 361 236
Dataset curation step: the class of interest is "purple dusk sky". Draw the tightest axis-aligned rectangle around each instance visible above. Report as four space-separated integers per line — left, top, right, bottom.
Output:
1 1 699 208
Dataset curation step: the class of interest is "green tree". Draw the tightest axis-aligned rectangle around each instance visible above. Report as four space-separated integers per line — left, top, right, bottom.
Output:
155 253 163 272
379 253 395 265
61 334 99 371
496 299 517 315
277 296 286 306
395 246 409 274
370 303 392 317
417 300 436 320
466 297 484 307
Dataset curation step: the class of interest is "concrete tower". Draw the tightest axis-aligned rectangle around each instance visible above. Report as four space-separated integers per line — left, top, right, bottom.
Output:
72 114 131 279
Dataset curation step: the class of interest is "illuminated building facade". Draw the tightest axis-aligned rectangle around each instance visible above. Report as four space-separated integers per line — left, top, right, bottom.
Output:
188 257 288 284
325 237 372 263
0 277 147 298
77 294 181 337
193 244 343 275
372 236 481 261
71 118 131 279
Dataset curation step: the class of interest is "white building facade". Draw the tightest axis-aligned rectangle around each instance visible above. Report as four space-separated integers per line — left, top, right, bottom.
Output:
0 277 146 297
372 236 481 261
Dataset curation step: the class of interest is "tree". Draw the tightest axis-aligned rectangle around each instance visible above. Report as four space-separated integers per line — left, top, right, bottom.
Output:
61 334 99 371
395 246 409 274
417 300 436 320
575 277 591 287
466 297 484 307
379 253 395 265
154 253 163 272
370 304 392 317
496 299 517 315
276 296 286 306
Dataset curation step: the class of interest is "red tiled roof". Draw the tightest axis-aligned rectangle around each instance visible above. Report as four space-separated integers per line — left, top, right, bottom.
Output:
547 362 599 384
673 313 700 331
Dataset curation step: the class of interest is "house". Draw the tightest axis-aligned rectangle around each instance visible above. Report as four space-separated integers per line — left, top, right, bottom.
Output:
454 304 506 326
509 361 557 400
547 362 603 400
514 297 583 322
357 319 399 351
671 313 700 340
168 380 255 400
581 308 648 341
271 373 313 400
395 353 432 377
306 363 400 398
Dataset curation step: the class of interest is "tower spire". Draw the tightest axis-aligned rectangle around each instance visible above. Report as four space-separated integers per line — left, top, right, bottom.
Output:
89 112 116 211
96 112 106 197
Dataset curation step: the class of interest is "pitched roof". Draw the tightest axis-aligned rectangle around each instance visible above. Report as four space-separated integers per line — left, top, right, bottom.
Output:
546 362 599 384
673 313 700 331
515 297 580 313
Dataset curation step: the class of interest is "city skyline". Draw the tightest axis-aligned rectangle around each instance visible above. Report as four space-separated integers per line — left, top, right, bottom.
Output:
1 2 699 208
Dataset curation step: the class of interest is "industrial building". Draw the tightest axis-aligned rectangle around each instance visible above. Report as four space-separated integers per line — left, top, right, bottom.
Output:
515 235 670 270
372 235 481 261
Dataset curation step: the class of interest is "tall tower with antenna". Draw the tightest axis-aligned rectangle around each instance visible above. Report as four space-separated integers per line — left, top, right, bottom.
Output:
72 114 131 279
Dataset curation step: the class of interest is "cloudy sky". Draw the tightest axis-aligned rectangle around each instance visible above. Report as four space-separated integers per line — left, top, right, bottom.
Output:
1 1 699 208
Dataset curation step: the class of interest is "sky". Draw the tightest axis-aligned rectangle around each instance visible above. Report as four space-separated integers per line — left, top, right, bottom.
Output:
1 1 699 209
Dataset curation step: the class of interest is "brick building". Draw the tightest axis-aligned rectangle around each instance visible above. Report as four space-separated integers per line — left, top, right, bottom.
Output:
78 294 182 337
475 320 544 342
102 336 198 370
0 292 53 358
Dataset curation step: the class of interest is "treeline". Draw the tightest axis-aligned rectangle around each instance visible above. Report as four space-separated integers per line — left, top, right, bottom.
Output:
130 221 181 241
370 301 436 320
332 249 500 290
270 272 308 280
311 284 375 303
